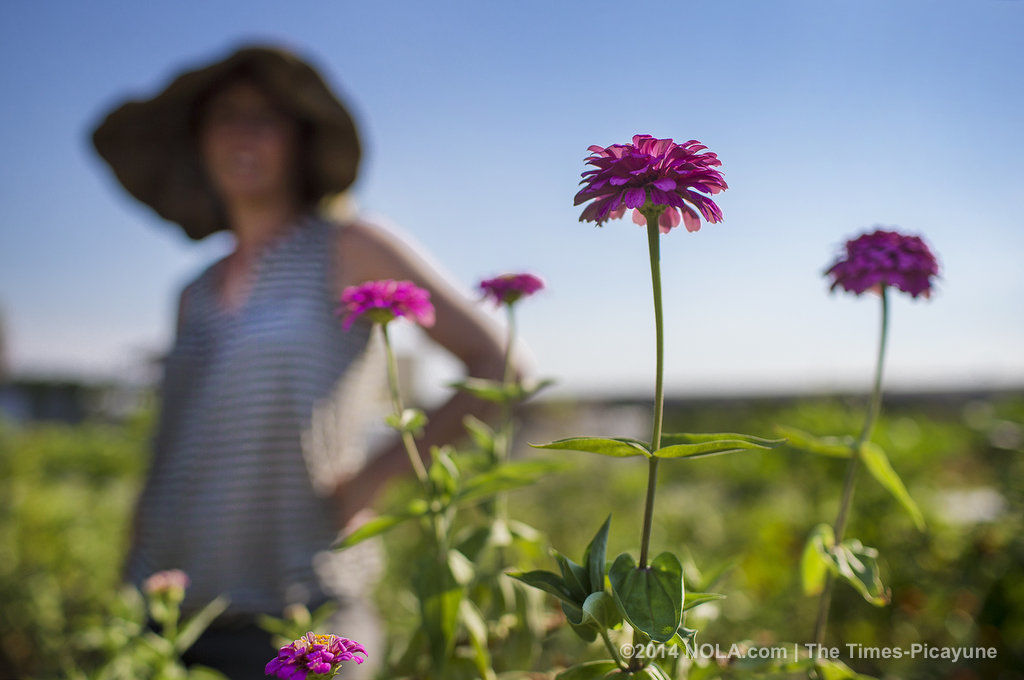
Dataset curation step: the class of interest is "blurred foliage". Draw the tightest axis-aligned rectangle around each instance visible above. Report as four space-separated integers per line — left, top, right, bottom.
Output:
503 394 1024 680
1 393 1022 679
0 410 150 679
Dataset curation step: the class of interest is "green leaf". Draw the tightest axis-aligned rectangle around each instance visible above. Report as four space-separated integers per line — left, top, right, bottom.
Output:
803 526 890 606
832 539 890 606
682 591 725 613
450 377 554 404
428 446 460 497
816 658 879 680
530 436 652 458
859 441 926 531
554 660 620 680
562 601 599 642
581 591 622 630
412 555 465 672
507 519 544 545
555 552 590 602
332 498 430 549
654 432 785 459
450 377 518 403
608 552 684 643
447 549 475 586
455 459 570 505
522 377 556 399
670 626 700 657
462 415 495 451
390 627 426 676
774 425 854 457
583 515 612 593
385 407 428 434
173 596 229 654
459 600 497 680
637 663 673 680
506 570 578 607
802 524 834 596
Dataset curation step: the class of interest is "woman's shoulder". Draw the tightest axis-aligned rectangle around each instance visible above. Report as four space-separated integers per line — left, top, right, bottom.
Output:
326 214 414 280
173 254 226 323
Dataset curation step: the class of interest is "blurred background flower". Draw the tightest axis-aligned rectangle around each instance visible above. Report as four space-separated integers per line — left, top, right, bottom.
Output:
825 229 940 298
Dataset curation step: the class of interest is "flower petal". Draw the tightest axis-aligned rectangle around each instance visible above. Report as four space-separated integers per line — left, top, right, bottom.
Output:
682 207 701 233
659 208 681 233
624 187 646 209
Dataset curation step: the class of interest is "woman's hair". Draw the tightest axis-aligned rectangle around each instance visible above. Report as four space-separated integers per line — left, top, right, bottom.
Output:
187 64 320 213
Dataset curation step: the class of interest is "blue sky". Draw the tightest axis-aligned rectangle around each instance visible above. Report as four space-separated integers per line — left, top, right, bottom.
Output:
1 0 1022 397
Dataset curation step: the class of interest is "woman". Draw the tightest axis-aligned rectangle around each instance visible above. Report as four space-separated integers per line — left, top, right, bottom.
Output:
91 45 508 678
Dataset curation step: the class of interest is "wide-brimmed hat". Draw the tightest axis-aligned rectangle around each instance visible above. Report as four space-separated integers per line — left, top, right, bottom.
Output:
91 44 361 240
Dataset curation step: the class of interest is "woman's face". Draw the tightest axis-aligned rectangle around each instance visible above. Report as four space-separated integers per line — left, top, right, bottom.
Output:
197 79 301 206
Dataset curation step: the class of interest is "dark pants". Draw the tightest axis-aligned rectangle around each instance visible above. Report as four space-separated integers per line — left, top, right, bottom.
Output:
149 619 278 680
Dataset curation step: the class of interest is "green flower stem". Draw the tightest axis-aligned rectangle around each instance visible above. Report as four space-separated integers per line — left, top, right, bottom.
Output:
812 286 890 648
601 628 630 671
494 303 519 537
639 214 666 569
502 303 517 388
166 602 179 641
380 323 429 484
631 210 667 671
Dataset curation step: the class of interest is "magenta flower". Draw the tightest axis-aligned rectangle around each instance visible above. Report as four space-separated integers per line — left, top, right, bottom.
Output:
265 632 366 679
338 279 435 330
825 229 940 299
574 134 728 233
479 273 545 305
143 570 189 597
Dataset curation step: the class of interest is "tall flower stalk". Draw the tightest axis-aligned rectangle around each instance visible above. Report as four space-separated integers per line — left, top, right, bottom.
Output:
381 322 429 484
779 229 939 658
516 135 785 678
638 209 666 570
475 273 548 523
75 570 228 680
811 285 888 647
335 277 560 678
339 279 435 484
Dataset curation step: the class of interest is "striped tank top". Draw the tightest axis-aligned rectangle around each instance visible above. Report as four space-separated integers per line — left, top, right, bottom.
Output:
126 213 385 616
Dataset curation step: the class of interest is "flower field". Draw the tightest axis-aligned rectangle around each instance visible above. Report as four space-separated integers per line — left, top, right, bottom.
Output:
2 392 1021 679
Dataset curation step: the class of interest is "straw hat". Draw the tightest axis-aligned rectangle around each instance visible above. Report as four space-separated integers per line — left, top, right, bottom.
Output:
91 44 362 240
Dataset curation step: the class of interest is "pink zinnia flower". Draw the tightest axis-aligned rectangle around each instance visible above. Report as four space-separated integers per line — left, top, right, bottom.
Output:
825 229 940 299
265 632 366 679
337 279 435 330
574 134 728 233
143 569 189 597
479 273 545 305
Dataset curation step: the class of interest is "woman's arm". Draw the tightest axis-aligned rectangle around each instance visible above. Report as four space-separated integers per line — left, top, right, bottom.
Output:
328 219 519 530
124 282 195 578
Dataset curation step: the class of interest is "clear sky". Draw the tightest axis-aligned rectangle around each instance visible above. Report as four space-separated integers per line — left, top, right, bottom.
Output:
1 0 1022 397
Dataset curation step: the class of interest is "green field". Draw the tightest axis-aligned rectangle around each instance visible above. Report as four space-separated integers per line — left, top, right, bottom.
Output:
2 392 1021 679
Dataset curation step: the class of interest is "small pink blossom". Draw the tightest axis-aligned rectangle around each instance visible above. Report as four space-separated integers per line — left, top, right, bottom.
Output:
143 569 189 596
337 279 435 330
265 632 367 679
575 134 727 233
479 273 545 306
